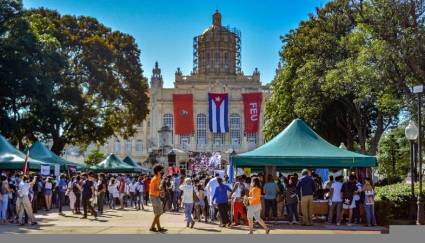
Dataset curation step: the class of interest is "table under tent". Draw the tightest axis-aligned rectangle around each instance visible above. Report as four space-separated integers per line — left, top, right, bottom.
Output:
232 118 377 217
90 154 142 173
28 140 87 172
233 118 377 173
0 134 44 171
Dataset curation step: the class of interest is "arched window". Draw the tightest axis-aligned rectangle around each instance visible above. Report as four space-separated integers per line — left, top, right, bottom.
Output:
163 113 174 144
125 139 132 155
197 113 207 145
114 139 120 154
230 113 241 145
135 139 143 154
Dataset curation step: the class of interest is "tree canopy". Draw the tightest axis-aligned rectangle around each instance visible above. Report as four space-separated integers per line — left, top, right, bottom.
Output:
265 0 425 155
0 0 149 154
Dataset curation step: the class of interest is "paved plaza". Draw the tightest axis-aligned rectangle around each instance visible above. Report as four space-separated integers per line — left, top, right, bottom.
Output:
0 205 387 234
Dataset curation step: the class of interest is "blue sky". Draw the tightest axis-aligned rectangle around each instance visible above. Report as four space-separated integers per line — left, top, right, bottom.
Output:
24 0 328 87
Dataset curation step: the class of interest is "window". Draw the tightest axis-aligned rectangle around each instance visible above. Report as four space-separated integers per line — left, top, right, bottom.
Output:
114 139 120 154
197 113 207 145
215 52 220 66
163 113 174 144
230 114 241 145
247 133 257 144
180 135 190 149
213 133 224 145
135 139 143 153
125 140 132 155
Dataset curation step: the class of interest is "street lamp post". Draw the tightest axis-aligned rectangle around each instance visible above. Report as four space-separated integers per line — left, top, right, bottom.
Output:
158 126 172 167
412 84 425 225
406 120 419 219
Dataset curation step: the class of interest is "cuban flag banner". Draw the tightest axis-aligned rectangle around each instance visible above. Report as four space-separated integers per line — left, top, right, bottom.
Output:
208 93 229 133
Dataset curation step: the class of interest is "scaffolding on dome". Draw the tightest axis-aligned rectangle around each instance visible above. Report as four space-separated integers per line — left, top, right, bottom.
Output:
192 26 241 75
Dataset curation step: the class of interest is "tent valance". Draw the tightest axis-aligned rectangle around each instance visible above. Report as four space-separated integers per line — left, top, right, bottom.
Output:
90 154 140 173
29 141 86 171
0 135 44 170
123 156 150 173
233 119 377 168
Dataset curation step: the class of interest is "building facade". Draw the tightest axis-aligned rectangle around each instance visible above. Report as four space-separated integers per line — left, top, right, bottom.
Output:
101 11 269 166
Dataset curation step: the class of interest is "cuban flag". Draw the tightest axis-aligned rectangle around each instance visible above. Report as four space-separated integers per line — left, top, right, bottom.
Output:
208 93 229 133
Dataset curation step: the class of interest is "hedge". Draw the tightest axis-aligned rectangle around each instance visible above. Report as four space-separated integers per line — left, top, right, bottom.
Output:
374 182 420 224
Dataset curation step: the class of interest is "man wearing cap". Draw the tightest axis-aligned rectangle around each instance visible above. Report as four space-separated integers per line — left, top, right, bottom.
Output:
297 169 316 226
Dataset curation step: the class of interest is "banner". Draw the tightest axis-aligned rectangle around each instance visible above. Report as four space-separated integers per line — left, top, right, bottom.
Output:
40 164 50 176
172 94 194 135
68 165 77 176
208 93 229 133
54 164 60 177
242 92 262 133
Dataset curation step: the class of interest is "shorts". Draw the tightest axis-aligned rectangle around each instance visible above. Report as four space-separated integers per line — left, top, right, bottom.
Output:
119 193 125 199
247 204 262 221
150 195 163 216
44 189 52 196
343 199 356 209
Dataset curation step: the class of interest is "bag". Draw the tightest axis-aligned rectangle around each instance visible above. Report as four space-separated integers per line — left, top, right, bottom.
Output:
72 182 80 193
193 190 200 203
242 195 250 207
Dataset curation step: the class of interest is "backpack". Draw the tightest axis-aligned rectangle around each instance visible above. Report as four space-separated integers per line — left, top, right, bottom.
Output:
72 182 80 193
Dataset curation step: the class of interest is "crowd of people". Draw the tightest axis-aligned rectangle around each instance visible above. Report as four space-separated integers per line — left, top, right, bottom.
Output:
0 166 377 233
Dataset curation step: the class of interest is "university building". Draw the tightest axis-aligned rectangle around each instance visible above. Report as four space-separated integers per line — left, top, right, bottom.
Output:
100 11 270 168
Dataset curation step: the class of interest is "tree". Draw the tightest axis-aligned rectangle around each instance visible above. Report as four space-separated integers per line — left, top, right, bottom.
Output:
0 0 60 149
264 0 403 154
1 5 150 154
377 124 410 181
84 148 105 166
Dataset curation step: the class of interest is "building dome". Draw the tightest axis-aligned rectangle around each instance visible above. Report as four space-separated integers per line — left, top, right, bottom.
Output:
193 10 241 75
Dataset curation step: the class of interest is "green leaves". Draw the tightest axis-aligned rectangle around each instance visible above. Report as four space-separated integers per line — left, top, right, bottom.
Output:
0 3 149 154
264 0 413 154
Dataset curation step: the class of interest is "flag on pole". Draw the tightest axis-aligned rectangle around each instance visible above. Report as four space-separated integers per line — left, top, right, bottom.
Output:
23 150 29 175
228 155 235 183
208 93 229 133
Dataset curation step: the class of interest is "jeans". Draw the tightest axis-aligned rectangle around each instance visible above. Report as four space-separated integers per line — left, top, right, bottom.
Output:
328 202 342 224
109 193 115 209
286 202 299 222
135 192 144 209
173 191 180 211
74 192 81 212
0 193 9 220
264 198 277 218
97 192 105 213
82 196 96 218
184 203 194 223
58 191 65 213
364 204 376 226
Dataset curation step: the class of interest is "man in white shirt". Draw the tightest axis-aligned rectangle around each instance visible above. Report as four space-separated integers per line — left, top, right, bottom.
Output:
327 175 343 225
17 175 37 225
205 173 220 221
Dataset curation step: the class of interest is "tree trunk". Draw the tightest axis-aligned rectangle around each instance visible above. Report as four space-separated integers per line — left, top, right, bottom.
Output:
51 137 66 155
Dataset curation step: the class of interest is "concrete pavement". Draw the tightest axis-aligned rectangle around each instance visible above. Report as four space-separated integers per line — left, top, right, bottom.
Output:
0 205 387 234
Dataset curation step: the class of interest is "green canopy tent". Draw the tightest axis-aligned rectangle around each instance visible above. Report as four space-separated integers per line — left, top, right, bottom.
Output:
123 156 150 173
90 154 139 173
233 119 377 168
0 134 44 170
28 141 87 171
